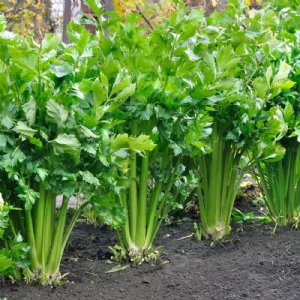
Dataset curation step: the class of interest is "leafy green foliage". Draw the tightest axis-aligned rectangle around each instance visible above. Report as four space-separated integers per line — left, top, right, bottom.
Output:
232 208 272 224
84 0 300 246
0 17 132 284
82 4 206 263
1 0 300 280
251 0 300 227
0 0 53 41
179 0 296 241
0 199 29 278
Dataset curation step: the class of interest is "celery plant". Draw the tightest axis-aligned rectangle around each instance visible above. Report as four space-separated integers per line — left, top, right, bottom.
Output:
90 5 204 263
257 139 300 227
194 124 244 240
185 42 255 241
0 196 29 279
110 132 185 264
253 1 300 226
0 19 129 284
184 2 293 241
0 29 93 283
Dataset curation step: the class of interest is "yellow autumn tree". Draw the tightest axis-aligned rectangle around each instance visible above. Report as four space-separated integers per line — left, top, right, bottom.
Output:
113 0 177 26
0 0 53 40
113 0 263 18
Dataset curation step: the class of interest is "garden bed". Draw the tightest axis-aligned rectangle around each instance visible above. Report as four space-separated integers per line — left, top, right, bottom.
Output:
1 216 300 300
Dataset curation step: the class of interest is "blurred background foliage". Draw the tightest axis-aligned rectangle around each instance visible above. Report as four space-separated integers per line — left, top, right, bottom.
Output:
113 0 263 22
0 0 264 40
113 0 177 25
0 0 54 40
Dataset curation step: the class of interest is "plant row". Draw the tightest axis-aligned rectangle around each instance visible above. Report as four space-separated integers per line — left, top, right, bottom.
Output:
0 0 299 285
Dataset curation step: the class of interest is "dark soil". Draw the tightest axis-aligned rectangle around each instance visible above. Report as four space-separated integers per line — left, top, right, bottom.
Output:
1 215 300 300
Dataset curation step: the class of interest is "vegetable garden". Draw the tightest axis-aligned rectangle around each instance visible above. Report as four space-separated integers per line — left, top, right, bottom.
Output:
1 0 300 298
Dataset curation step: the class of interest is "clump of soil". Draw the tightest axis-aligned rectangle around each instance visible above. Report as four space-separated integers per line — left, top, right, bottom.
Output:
1 217 300 300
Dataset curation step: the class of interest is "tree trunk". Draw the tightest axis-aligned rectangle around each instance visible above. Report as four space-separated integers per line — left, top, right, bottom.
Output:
63 0 72 42
104 0 114 11
205 0 228 16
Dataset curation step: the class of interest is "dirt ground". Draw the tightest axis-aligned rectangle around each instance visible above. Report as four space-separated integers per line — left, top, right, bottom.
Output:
1 211 300 300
